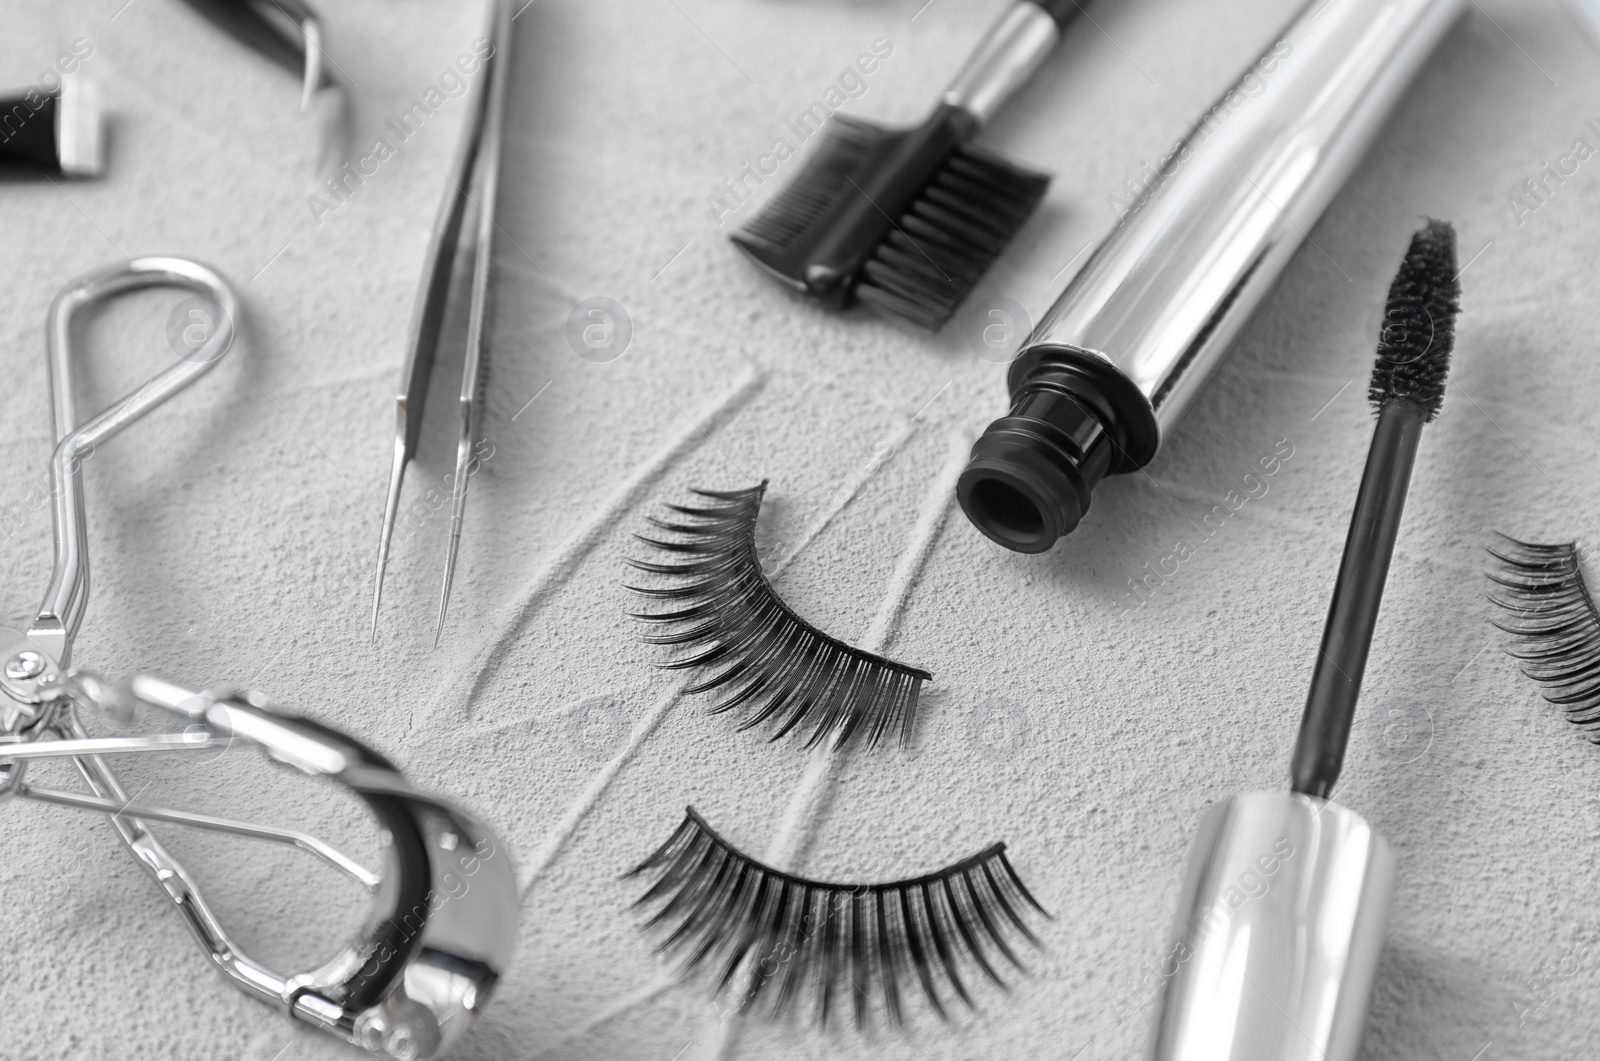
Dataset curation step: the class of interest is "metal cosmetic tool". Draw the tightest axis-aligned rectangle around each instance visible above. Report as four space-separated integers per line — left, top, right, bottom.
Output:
371 0 513 646
1 258 517 1060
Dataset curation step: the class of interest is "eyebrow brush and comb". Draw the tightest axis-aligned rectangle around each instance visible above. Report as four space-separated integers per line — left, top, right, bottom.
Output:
732 0 1093 329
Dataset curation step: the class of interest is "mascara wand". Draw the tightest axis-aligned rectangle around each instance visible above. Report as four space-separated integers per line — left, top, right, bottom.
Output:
1292 218 1460 799
1145 220 1461 1061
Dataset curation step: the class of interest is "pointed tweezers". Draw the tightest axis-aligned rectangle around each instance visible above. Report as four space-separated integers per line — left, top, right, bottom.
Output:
371 0 513 645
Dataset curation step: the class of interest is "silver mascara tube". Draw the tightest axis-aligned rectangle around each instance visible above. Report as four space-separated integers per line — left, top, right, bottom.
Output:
957 0 1466 553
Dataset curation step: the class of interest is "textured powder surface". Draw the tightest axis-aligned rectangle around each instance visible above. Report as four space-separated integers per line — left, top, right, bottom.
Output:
3 1 1600 1059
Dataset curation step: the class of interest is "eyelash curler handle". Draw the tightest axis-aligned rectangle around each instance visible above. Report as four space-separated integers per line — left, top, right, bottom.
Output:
28 257 239 666
1 256 519 1059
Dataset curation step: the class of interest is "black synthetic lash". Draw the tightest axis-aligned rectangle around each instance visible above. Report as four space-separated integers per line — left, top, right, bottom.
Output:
625 483 931 751
1487 536 1600 737
626 808 1049 1028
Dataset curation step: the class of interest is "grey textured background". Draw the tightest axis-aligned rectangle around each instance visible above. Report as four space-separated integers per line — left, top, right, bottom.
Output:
3 0 1600 1058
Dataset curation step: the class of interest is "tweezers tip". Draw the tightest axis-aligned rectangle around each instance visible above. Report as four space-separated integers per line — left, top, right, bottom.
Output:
300 20 323 113
368 580 385 644
433 557 455 647
434 546 459 648
369 535 395 646
432 591 452 649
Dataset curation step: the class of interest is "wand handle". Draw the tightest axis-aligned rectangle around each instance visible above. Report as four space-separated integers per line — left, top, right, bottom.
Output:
1290 401 1425 799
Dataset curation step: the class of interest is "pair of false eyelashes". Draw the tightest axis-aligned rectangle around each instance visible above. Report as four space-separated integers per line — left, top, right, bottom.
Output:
623 487 1600 752
624 483 1048 1027
621 494 1600 1027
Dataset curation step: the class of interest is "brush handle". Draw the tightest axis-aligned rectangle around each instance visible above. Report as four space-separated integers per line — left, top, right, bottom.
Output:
941 0 1082 124
1290 400 1426 799
0 91 60 170
0 79 101 178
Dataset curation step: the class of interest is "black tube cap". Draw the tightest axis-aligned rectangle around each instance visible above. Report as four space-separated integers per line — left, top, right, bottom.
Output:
958 414 1111 553
958 349 1153 553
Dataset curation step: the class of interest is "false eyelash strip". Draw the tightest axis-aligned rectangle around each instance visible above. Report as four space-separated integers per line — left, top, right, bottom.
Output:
625 483 931 751
1487 536 1600 737
627 808 1049 1028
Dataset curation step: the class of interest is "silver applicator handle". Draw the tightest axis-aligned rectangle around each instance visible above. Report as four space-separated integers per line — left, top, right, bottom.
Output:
1145 793 1395 1061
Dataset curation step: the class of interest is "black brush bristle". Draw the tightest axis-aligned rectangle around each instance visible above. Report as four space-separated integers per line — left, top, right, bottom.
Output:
1487 536 1600 738
730 106 1050 330
626 808 1050 1028
1369 218 1460 421
856 147 1051 330
625 483 931 751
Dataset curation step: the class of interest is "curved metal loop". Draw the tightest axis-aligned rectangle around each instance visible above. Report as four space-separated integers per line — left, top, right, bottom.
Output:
0 664 517 1061
28 257 239 665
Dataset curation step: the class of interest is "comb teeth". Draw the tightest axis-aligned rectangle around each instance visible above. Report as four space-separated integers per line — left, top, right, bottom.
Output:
738 118 886 252
856 147 1051 330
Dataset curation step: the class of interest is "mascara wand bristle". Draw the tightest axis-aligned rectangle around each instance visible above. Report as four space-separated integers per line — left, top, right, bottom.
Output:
1290 217 1465 800
1369 218 1460 421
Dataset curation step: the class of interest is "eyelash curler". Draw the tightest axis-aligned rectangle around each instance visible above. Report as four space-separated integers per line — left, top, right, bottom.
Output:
0 258 518 1061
